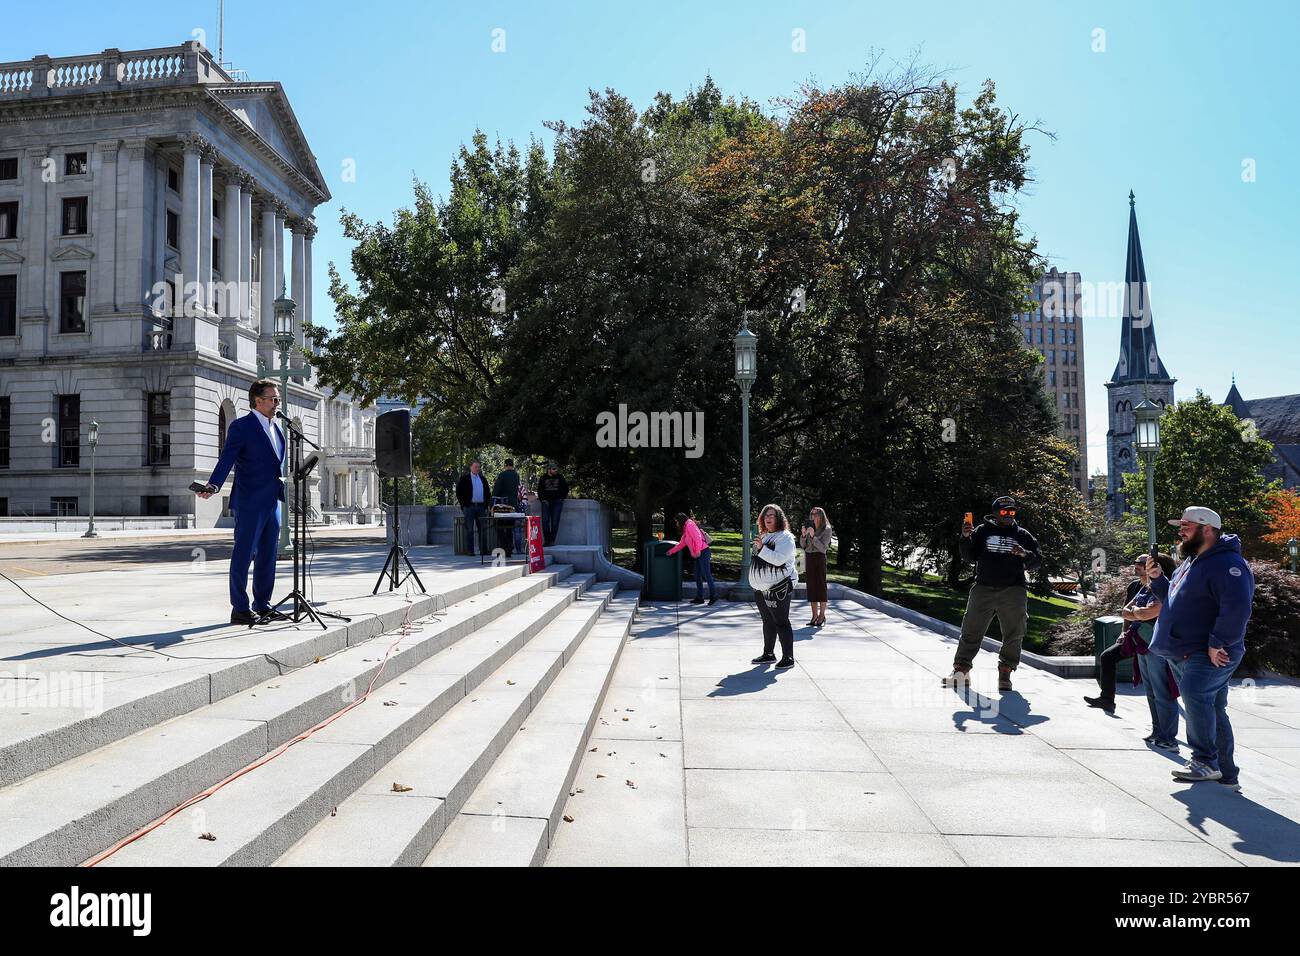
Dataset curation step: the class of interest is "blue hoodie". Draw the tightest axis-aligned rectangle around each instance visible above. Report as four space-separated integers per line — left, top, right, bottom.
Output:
1148 534 1254 661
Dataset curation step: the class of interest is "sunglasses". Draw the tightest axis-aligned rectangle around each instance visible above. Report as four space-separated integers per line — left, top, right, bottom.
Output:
998 508 1016 517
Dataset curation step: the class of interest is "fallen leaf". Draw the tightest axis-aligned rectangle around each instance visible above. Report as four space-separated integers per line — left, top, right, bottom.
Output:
382 700 398 707
563 815 574 823
596 774 606 779
198 832 216 841
331 807 337 817
589 747 598 752
626 708 636 712
576 788 585 793
391 782 413 793
659 753 667 758
625 779 637 789
506 679 516 685
621 717 629 722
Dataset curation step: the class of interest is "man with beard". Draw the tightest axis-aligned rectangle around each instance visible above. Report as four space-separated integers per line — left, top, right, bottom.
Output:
1147 506 1255 791
943 495 1042 692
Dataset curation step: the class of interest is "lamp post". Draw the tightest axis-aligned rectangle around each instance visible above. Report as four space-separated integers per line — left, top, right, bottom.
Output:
1288 537 1298 574
1133 399 1162 554
256 285 309 554
734 315 758 600
83 420 99 538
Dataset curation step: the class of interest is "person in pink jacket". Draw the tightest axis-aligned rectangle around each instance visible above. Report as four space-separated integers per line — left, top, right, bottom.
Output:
667 512 717 605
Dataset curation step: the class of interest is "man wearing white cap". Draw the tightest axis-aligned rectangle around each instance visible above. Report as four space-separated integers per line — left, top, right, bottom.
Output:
1146 506 1254 790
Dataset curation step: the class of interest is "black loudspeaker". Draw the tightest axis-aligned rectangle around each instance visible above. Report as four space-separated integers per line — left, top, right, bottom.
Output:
375 409 413 477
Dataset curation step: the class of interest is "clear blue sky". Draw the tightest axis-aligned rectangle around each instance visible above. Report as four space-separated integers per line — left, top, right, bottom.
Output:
6 1 1297 475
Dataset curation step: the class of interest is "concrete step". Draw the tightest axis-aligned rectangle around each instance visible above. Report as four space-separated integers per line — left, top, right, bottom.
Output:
423 591 637 867
100 579 610 868
276 585 620 866
0 566 584 867
0 560 539 790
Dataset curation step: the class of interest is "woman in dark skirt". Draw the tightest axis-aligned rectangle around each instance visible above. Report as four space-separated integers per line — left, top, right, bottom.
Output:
800 507 832 626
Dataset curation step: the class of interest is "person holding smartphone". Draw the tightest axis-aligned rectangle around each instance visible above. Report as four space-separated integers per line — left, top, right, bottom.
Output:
944 495 1042 692
749 504 799 669
800 507 833 626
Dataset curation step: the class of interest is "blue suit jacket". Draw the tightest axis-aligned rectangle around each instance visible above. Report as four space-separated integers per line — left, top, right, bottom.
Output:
207 412 285 514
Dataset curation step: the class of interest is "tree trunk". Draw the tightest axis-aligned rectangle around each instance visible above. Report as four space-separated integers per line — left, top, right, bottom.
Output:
856 505 884 596
945 539 962 588
633 471 656 574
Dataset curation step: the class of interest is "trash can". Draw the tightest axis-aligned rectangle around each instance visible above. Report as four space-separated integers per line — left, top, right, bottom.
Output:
642 540 683 600
1092 615 1135 683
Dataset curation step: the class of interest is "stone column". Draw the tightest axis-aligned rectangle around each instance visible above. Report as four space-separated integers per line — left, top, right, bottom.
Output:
222 172 242 323
120 138 150 314
179 135 204 325
238 172 254 329
151 152 167 307
302 220 316 356
198 147 215 313
274 204 287 299
20 148 49 323
290 220 306 360
258 200 278 368
92 140 120 313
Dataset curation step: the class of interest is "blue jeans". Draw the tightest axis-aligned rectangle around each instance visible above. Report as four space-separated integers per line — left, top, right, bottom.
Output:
1169 654 1239 781
1136 652 1180 743
540 498 564 545
694 547 717 601
462 504 486 554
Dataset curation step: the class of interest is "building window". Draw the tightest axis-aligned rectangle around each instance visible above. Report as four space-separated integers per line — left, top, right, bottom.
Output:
57 394 80 467
0 157 18 180
0 274 16 337
60 271 86 333
0 498 6 517
147 392 171 465
1047 349 1055 365
1073 414 1080 429
61 197 89 235
64 152 89 176
166 210 179 249
0 201 17 239
213 197 222 221
1047 328 1055 344
218 405 228 453
0 396 9 469
212 236 221 272
142 495 170 516
1048 369 1056 387
51 496 78 516
168 167 179 192
1023 329 1032 346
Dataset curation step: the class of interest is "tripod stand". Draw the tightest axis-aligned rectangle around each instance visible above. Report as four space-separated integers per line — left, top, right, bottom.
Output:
373 475 426 594
270 415 351 630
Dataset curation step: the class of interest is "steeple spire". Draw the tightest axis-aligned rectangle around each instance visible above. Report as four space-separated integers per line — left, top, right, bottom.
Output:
1109 191 1173 384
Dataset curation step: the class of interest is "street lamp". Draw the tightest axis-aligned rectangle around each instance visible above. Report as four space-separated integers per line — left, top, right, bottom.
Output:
1288 537 1298 574
734 314 759 600
83 420 99 538
1133 399 1162 554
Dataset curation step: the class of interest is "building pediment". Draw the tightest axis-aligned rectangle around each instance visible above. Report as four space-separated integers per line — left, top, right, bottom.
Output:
50 243 94 261
0 247 23 264
209 85 330 200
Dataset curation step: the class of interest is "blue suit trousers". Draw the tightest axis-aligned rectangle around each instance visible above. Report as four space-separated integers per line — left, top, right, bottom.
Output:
230 501 281 612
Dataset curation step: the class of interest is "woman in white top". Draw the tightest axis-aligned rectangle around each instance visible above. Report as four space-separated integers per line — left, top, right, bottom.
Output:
749 503 799 669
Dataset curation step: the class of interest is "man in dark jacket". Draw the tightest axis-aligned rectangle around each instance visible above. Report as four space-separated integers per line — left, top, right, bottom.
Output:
455 460 492 556
944 495 1042 692
1148 506 1254 790
535 461 568 547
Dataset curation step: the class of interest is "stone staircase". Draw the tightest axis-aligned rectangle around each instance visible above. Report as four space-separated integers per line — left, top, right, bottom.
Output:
0 560 637 867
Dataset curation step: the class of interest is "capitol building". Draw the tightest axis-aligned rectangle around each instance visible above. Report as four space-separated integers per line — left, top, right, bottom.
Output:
0 41 378 527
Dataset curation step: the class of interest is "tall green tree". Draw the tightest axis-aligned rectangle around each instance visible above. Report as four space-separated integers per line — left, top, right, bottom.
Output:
1119 392 1280 557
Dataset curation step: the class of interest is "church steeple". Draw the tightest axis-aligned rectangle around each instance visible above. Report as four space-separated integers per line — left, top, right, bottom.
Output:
1109 192 1174 384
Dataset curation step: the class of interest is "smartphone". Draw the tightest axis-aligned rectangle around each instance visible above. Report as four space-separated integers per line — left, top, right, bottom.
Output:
963 512 974 527
189 481 213 494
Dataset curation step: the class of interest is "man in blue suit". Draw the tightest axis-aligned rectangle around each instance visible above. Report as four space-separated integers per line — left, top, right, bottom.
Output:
198 379 286 625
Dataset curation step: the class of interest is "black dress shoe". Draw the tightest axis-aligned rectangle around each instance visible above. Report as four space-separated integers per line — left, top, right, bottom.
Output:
708 597 718 606
230 610 257 626
1083 695 1116 713
751 653 777 664
775 657 796 669
690 597 705 605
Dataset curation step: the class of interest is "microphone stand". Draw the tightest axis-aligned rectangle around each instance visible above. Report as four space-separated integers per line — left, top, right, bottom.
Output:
269 411 350 629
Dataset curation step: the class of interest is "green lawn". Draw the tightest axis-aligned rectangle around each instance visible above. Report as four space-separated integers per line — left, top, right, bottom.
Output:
612 527 1075 652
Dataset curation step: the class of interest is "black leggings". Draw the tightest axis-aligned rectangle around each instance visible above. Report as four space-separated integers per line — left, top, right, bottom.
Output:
756 590 794 659
1096 641 1127 699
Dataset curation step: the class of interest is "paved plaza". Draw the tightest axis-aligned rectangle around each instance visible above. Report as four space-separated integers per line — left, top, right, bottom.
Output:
548 602 1300 867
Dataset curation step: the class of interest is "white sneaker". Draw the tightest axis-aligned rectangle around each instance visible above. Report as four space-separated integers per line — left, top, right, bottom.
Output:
1171 760 1222 782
